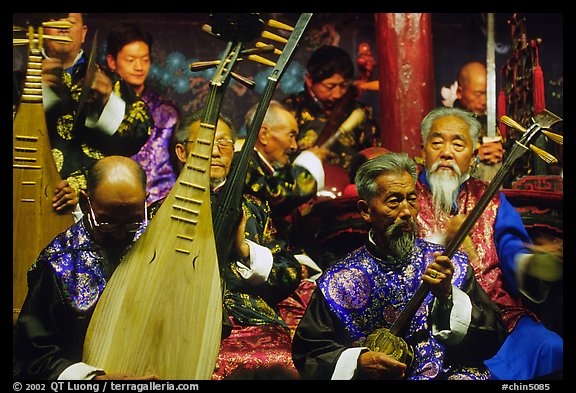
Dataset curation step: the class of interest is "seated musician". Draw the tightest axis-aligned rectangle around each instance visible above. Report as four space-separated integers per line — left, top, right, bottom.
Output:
241 100 327 243
13 156 158 380
292 152 507 380
416 106 563 379
282 45 381 182
155 109 302 379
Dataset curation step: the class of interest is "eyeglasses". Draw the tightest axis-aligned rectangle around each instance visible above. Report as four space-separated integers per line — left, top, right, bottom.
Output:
185 138 235 153
318 81 351 92
87 197 147 233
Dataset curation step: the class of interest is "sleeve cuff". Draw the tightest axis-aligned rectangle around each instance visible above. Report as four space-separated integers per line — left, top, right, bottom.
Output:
85 93 125 134
431 285 471 345
57 362 105 380
234 239 273 284
332 347 366 380
293 150 325 191
42 82 59 111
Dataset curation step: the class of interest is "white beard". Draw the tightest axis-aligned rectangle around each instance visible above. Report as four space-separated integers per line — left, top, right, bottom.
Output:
428 162 467 215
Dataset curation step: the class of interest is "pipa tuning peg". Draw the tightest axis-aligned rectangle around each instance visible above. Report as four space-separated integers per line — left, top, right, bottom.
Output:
261 30 288 44
189 60 221 72
267 19 294 31
42 35 73 43
241 44 276 56
42 20 73 29
201 24 224 41
247 54 276 67
231 72 256 89
529 144 558 164
500 115 526 133
256 41 282 55
541 130 563 145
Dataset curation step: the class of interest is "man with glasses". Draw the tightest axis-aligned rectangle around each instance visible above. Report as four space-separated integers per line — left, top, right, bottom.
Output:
13 156 157 380
283 45 381 181
162 109 302 379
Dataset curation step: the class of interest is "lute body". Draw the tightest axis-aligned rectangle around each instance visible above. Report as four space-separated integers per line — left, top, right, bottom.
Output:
13 29 74 324
83 39 245 380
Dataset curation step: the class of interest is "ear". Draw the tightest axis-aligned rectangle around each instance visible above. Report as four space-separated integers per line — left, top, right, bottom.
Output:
78 189 89 216
420 144 426 163
357 199 372 224
257 125 269 146
456 85 463 100
106 54 116 71
174 143 188 165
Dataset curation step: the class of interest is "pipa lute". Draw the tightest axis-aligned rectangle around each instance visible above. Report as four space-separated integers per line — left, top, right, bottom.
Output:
12 18 75 324
83 14 266 379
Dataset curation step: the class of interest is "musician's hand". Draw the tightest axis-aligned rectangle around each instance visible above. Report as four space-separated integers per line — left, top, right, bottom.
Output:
90 68 113 108
423 252 453 301
526 234 563 282
306 146 331 162
358 350 407 379
41 58 64 91
445 214 479 262
478 141 504 165
94 373 159 380
233 206 250 266
52 179 78 212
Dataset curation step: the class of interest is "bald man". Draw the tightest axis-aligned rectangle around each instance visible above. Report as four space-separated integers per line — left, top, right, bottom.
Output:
453 62 504 179
13 156 157 380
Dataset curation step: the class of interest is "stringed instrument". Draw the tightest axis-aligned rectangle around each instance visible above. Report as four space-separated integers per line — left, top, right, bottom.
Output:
213 13 313 268
83 14 267 380
364 109 563 371
12 17 75 324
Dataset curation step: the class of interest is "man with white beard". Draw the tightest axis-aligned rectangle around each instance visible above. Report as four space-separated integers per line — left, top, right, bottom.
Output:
292 152 506 380
416 106 563 380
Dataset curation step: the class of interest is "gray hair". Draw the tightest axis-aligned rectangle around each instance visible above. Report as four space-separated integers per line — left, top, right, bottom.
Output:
173 109 236 145
245 100 289 130
355 152 417 201
420 106 481 145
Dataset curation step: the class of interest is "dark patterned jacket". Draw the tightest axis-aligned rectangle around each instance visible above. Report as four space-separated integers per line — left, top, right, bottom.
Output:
283 89 380 174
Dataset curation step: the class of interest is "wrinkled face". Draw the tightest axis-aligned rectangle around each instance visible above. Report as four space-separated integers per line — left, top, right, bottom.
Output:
307 73 351 110
457 73 487 115
176 119 234 182
43 13 86 60
422 115 476 178
358 171 419 248
260 109 299 167
107 41 150 94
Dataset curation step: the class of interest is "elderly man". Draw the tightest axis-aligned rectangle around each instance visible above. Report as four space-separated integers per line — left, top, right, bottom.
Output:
452 61 504 180
13 156 157 380
166 109 302 379
292 152 506 380
416 106 563 379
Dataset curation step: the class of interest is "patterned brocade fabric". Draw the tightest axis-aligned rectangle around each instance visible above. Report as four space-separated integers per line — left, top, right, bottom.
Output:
46 62 152 193
318 239 490 380
131 89 179 205
211 317 298 380
416 175 537 331
283 90 381 174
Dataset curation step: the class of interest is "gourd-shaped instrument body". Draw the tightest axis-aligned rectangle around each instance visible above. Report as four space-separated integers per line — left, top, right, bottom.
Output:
13 23 75 324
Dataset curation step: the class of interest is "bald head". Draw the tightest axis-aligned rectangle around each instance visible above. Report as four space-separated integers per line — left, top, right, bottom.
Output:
457 62 487 115
87 156 147 197
83 156 148 246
